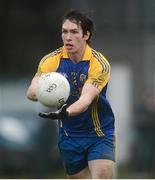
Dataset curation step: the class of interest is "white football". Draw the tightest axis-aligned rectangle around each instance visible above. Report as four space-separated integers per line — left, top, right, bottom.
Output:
36 72 70 108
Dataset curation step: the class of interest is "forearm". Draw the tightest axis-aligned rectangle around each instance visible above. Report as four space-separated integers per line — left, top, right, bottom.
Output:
67 99 88 116
67 93 96 116
67 84 99 116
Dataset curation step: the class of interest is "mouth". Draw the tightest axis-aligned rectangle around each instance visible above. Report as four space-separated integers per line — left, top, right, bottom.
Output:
65 43 73 49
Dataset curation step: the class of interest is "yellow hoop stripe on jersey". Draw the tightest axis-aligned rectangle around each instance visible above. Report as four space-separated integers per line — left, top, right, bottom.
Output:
92 101 104 137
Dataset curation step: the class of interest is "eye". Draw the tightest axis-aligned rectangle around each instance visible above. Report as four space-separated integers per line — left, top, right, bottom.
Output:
62 29 68 34
71 30 78 34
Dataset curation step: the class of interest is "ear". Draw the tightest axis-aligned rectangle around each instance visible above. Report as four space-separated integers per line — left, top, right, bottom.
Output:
84 31 90 41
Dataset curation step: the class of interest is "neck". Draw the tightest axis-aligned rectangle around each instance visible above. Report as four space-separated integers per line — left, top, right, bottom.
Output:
68 44 87 63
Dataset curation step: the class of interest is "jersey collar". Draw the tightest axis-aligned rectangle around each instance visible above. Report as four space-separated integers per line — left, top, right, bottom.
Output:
62 44 92 61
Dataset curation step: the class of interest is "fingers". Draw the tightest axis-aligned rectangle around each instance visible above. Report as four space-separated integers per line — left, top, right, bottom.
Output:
58 103 67 110
38 103 68 119
38 112 58 119
60 104 67 111
38 112 51 118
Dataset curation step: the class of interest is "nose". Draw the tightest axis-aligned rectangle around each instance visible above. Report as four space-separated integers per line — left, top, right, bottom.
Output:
66 33 71 40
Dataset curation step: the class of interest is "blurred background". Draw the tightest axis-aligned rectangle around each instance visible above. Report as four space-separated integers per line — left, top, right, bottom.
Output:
0 0 155 178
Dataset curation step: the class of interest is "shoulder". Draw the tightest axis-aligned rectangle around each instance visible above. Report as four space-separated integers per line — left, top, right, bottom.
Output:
37 47 62 74
39 47 62 65
86 48 111 91
91 48 110 64
90 48 110 72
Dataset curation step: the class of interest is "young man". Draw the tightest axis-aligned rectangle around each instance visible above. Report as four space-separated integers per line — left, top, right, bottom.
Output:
27 10 115 179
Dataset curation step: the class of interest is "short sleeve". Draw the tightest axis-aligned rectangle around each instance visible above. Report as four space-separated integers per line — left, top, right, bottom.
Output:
36 48 62 76
86 51 110 92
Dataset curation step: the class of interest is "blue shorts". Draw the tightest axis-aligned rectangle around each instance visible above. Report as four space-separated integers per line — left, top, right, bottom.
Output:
58 134 115 175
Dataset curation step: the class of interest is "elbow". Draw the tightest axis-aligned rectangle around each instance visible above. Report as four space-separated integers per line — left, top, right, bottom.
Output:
26 87 38 101
26 75 40 101
86 94 99 106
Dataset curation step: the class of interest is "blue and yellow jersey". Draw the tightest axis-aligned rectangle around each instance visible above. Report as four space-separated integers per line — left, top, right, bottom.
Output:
37 45 115 137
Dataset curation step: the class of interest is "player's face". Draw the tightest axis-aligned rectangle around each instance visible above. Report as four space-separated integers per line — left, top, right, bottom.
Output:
62 19 89 54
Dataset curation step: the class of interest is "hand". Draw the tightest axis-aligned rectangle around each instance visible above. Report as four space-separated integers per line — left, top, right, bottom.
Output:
38 104 68 120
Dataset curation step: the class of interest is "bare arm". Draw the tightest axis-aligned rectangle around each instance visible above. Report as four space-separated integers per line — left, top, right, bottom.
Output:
26 75 40 101
67 83 100 116
38 83 100 119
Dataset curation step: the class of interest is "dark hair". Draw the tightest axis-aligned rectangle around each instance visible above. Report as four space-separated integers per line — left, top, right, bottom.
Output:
62 10 95 44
